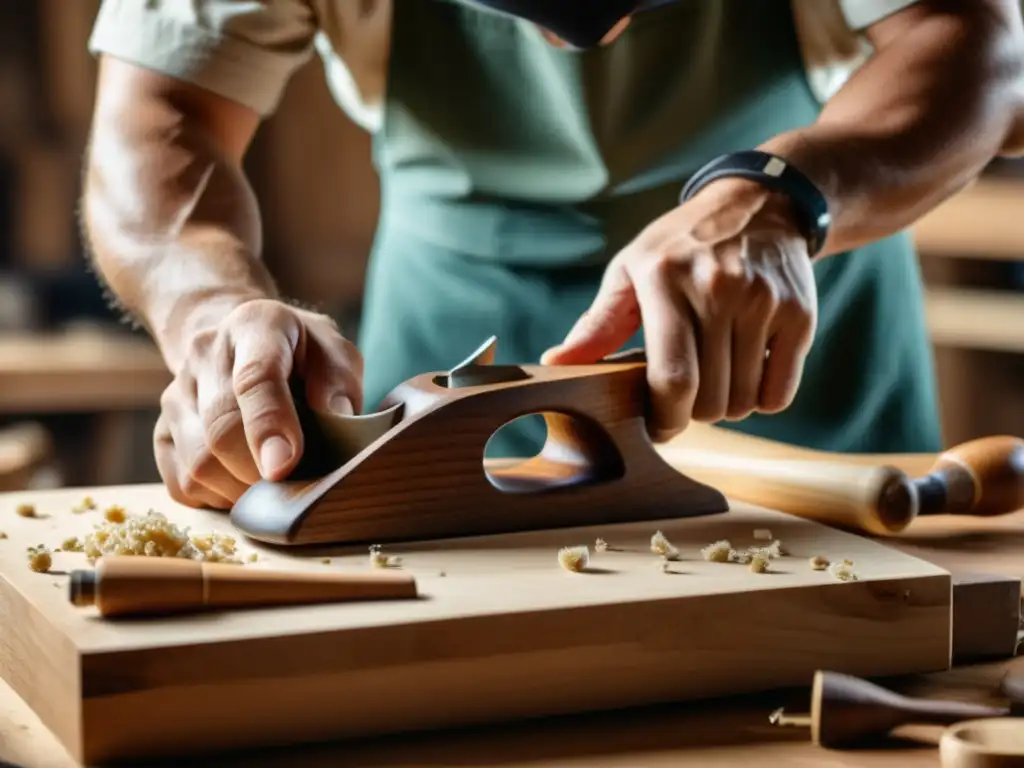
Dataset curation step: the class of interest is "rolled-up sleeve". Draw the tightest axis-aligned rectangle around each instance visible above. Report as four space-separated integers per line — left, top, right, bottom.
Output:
88 0 318 117
836 0 921 30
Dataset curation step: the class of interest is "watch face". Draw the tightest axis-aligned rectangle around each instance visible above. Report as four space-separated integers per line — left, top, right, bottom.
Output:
468 0 678 48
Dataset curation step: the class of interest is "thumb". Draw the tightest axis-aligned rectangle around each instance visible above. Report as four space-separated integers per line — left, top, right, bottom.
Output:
542 262 640 365
230 328 304 482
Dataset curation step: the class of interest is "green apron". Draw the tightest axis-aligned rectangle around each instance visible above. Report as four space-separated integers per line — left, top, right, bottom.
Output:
357 0 943 458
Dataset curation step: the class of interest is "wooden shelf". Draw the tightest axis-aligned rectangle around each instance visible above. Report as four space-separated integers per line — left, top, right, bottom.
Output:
925 287 1024 353
0 329 170 413
912 179 1024 260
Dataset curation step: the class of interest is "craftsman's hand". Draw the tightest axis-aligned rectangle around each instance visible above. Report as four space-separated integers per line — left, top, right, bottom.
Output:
154 299 363 509
543 179 818 440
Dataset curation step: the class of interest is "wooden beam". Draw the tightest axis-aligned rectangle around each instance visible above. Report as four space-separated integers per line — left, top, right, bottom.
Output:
926 287 1024 353
912 179 1024 260
0 328 170 413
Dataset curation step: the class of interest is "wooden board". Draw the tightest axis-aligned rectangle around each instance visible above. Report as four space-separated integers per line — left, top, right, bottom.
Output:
0 485 952 765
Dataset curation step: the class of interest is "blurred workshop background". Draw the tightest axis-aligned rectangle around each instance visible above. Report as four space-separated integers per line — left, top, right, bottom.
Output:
0 1 1022 493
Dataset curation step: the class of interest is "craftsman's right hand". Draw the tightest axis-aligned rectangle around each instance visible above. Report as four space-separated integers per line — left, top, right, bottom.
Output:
154 299 363 509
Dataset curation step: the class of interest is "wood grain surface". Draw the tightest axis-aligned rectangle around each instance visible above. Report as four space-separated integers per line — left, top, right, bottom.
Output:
0 484 954 764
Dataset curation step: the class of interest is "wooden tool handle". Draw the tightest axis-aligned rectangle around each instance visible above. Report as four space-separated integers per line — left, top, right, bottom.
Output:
659 435 1024 536
901 697 1013 726
924 436 1024 517
802 670 1013 749
658 447 917 535
70 556 419 618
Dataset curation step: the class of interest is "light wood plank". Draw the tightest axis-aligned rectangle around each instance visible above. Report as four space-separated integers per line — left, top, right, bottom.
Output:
0 329 170 413
925 288 1024 353
913 179 1024 259
0 484 952 764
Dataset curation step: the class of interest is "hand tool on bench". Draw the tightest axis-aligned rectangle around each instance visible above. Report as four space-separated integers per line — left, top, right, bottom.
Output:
231 337 729 545
659 431 1024 536
67 556 419 618
769 669 1023 749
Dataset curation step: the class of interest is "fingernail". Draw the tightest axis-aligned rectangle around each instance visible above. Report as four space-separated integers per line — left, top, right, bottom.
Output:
259 436 293 478
329 395 354 416
650 425 685 443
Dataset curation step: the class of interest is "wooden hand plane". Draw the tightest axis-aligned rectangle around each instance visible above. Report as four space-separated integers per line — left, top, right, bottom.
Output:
230 337 727 546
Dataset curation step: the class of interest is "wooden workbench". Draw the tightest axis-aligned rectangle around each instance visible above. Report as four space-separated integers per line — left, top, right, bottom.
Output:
0 499 1020 768
0 328 170 414
0 328 171 486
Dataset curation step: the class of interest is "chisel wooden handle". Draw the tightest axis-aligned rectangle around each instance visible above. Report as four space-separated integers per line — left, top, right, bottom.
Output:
659 435 1024 536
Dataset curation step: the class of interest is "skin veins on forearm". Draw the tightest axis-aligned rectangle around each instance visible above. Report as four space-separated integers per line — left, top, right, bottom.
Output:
81 57 277 373
761 0 1024 258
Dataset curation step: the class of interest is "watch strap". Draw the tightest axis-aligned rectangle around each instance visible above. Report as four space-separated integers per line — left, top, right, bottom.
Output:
679 150 831 255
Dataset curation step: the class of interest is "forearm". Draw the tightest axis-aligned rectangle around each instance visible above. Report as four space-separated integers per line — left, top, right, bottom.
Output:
761 1 1024 257
82 73 276 372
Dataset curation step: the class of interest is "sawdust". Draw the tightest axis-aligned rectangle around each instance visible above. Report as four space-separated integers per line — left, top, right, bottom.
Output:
650 531 680 560
81 510 241 564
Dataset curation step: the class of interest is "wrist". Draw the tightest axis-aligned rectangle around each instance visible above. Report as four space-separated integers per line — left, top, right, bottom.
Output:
686 177 811 251
155 288 273 372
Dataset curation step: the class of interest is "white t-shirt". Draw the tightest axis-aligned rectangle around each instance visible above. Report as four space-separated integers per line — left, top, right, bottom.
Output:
88 0 920 132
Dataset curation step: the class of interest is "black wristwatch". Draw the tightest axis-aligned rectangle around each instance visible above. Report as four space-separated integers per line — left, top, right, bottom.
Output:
679 150 831 256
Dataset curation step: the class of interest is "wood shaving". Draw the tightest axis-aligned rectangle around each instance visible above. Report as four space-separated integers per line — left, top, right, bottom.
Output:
594 537 608 553
27 545 51 573
72 496 97 514
368 545 402 569
809 555 830 571
701 540 731 562
81 510 241 564
753 528 773 541
189 532 241 563
749 554 770 573
557 545 590 572
828 561 857 581
728 549 752 564
15 504 37 518
748 540 786 560
650 531 680 560
103 505 127 523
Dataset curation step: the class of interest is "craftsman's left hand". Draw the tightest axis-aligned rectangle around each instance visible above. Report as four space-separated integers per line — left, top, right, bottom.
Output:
542 178 818 440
